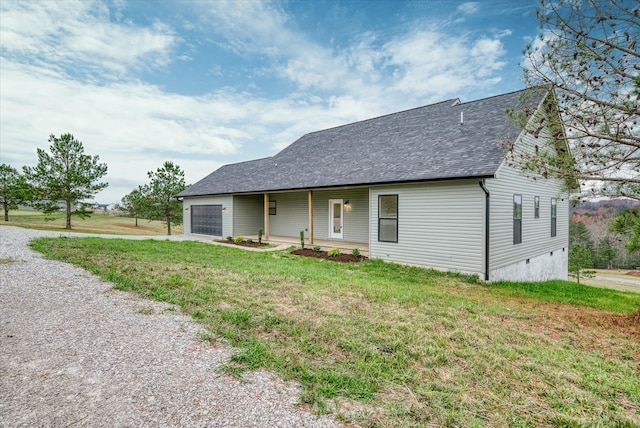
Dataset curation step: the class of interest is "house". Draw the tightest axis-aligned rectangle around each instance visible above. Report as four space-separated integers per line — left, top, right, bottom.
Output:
177 88 570 282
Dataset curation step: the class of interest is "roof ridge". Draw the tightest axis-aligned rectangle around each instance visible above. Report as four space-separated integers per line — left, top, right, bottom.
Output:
455 88 533 106
220 156 273 167
301 98 460 138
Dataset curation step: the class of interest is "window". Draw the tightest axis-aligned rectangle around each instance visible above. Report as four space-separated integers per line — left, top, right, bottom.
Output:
551 198 557 237
269 200 276 215
513 194 522 244
534 196 540 219
378 195 398 242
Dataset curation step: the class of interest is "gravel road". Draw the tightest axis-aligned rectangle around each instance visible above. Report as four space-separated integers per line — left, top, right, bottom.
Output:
0 226 339 427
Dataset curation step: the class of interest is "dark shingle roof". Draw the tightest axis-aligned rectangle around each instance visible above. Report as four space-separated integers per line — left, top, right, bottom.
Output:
179 88 546 197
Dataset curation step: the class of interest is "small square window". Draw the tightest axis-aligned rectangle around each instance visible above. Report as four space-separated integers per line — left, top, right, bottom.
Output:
269 200 276 215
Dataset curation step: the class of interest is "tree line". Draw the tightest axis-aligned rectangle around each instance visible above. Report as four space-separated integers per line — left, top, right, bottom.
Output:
569 205 640 282
0 133 187 235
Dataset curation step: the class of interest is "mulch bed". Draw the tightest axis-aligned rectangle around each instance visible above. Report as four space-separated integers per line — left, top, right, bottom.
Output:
291 248 367 263
220 240 272 248
626 270 640 277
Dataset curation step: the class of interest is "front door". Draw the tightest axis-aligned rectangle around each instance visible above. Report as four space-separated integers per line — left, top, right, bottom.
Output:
329 199 343 239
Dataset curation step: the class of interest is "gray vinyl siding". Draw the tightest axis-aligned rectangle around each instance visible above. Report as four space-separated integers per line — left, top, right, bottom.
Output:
369 181 484 275
486 116 570 272
268 191 309 238
182 195 233 238
311 188 369 243
232 194 264 236
487 163 569 271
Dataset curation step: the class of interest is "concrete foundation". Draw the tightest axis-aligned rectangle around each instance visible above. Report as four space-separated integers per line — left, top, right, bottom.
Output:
490 247 568 282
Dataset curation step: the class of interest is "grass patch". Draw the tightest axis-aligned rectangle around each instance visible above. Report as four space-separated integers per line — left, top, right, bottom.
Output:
1 209 181 235
484 279 640 313
30 236 640 427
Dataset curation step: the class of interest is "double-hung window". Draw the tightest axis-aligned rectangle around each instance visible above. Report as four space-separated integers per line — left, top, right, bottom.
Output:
513 194 522 244
378 195 398 243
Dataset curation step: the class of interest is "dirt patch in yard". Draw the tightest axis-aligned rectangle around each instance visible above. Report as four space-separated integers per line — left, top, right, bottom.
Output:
575 310 640 339
291 248 367 263
516 302 640 349
627 270 640 277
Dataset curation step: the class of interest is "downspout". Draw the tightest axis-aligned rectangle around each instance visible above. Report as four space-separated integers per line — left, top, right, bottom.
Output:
478 180 490 281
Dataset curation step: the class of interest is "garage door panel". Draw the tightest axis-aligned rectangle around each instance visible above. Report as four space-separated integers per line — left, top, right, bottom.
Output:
191 205 222 236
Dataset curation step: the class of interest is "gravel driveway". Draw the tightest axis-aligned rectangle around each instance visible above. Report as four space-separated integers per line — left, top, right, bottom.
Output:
0 226 339 427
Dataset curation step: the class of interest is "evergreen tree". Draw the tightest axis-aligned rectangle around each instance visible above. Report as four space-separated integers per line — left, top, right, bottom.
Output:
121 187 149 227
610 208 640 253
514 0 639 199
597 237 618 269
142 161 187 235
568 244 596 284
23 133 108 229
0 164 30 221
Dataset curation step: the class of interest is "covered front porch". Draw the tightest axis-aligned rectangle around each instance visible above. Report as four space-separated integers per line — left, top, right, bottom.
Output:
233 186 370 249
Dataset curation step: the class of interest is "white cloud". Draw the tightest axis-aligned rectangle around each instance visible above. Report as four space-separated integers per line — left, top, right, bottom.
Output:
193 0 510 105
457 2 480 15
470 38 506 77
380 30 506 97
0 0 177 78
196 0 350 92
196 0 292 56
0 62 244 203
495 29 513 38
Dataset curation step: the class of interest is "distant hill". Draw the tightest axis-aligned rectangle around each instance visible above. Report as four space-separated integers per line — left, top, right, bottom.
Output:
572 199 640 224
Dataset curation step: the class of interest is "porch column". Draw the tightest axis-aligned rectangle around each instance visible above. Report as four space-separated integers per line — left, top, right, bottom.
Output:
264 192 270 240
308 190 314 245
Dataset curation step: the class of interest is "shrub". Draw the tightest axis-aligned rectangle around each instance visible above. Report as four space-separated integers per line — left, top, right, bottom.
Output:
226 236 233 241
246 238 253 244
233 236 244 244
313 246 321 252
327 247 340 257
300 230 305 250
352 248 360 257
258 228 263 244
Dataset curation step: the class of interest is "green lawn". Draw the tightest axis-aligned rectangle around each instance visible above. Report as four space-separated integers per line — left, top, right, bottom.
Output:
31 237 640 427
1 209 181 235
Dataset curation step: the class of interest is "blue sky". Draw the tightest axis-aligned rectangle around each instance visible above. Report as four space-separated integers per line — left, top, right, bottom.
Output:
0 0 540 204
